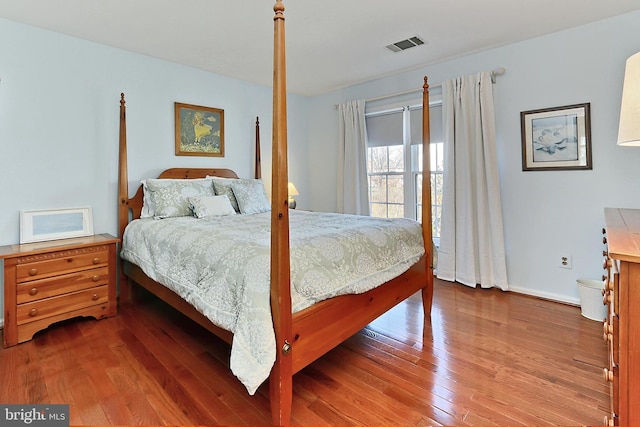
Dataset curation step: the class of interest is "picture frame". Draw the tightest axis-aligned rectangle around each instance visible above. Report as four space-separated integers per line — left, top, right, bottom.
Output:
20 207 94 244
520 103 592 171
175 102 225 157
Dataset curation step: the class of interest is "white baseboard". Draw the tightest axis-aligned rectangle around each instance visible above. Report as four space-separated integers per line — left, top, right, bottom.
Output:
508 285 580 306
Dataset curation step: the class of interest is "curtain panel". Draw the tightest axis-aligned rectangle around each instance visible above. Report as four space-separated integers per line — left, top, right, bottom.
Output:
337 100 370 215
437 72 509 290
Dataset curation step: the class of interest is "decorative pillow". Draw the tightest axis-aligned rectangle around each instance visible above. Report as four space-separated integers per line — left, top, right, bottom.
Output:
209 177 241 213
188 195 236 218
141 178 214 218
144 178 215 219
230 179 271 215
140 179 155 218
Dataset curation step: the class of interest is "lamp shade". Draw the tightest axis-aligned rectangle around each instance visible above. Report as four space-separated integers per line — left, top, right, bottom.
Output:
618 51 640 146
287 182 299 196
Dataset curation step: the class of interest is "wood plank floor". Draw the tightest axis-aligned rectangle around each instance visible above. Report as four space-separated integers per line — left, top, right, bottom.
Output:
0 279 609 426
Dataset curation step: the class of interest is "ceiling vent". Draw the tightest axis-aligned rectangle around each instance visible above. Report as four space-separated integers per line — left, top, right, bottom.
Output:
386 35 426 53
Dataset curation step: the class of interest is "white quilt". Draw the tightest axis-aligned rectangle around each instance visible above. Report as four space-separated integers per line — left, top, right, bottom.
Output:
120 210 424 394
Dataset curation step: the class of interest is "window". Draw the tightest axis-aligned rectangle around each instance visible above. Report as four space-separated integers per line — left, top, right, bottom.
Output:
366 103 443 244
366 108 404 218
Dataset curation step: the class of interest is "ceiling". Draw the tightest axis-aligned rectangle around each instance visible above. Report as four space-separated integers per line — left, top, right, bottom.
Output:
1 0 639 96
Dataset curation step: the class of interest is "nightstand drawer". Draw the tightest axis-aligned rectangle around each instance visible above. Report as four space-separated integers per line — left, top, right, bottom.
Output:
16 285 109 325
16 267 109 304
15 247 109 282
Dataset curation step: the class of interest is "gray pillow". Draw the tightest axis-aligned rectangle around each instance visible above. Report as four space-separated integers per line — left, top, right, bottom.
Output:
145 178 215 219
188 195 236 218
230 179 271 214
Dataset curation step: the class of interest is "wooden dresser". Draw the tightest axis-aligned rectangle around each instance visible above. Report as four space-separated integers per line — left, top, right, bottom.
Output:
602 208 640 426
1 233 119 347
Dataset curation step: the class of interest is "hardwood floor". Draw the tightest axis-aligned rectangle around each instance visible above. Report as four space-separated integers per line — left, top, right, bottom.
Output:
0 279 608 426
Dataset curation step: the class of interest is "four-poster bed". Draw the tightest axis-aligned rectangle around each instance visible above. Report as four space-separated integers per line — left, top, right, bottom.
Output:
117 1 434 425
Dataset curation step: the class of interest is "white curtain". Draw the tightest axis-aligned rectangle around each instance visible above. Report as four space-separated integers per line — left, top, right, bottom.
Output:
437 72 509 290
337 99 370 215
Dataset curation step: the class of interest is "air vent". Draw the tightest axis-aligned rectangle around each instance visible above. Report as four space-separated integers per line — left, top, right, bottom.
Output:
386 35 426 53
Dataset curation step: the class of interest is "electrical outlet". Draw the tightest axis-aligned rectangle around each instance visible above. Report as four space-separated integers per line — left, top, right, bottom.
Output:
559 254 572 269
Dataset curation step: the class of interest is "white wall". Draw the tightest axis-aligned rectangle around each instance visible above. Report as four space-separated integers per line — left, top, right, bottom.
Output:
307 11 640 304
307 91 342 211
0 18 310 323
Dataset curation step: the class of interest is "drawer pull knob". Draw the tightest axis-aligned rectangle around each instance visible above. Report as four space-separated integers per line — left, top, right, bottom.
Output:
92 257 100 265
92 293 99 301
29 288 38 296
603 368 614 382
603 322 614 342
92 275 100 282
28 268 38 276
29 308 38 317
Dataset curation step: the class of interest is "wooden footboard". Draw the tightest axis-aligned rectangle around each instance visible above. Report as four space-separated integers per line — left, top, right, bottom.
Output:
290 254 430 374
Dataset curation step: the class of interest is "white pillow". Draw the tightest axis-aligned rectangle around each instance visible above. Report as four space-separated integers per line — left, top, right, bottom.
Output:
188 195 236 218
209 177 241 213
143 178 215 219
230 179 271 214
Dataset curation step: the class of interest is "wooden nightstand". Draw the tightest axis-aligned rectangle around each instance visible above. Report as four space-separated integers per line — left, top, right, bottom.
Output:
1 233 119 347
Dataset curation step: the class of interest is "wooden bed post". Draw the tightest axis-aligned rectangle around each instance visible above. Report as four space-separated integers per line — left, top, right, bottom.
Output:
118 93 132 303
255 117 262 179
269 1 293 425
421 77 434 317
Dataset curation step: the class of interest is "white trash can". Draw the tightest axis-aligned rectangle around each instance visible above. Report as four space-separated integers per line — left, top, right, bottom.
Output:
577 278 607 321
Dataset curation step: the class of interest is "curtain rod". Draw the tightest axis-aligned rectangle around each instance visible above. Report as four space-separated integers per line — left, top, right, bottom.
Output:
361 66 506 104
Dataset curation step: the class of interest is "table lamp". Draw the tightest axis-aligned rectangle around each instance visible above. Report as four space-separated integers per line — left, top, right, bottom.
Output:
287 182 299 209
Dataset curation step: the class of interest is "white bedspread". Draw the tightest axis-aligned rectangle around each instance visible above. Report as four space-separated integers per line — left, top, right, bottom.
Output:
120 210 424 394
